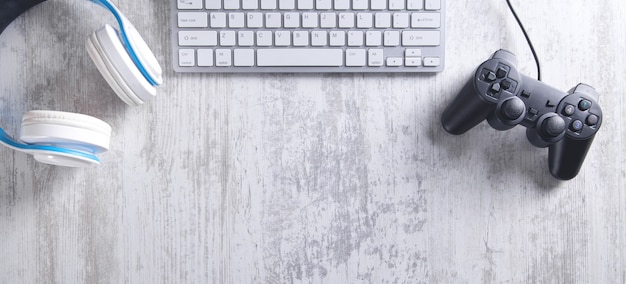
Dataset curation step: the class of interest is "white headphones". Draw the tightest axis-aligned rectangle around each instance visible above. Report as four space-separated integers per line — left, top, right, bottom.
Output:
0 0 162 167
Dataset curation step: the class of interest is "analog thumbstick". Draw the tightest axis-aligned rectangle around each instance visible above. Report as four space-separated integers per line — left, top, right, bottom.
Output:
501 98 525 121
542 115 566 137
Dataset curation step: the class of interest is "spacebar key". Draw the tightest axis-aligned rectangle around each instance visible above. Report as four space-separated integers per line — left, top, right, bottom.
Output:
257 49 343 66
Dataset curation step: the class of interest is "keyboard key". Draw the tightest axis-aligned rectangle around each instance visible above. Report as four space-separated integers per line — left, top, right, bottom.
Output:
178 0 203 9
365 31 382 46
242 0 259 9
257 49 343 66
402 30 440 46
357 13 373 28
179 49 195 66
316 0 332 9
393 12 410 28
375 13 391 28
279 0 295 9
302 13 319 27
405 48 421 57
197 49 214 66
210 13 227 28
329 30 346 46
405 57 422 66
425 0 440 10
179 31 218 46
293 31 309 46
215 49 232 66
228 13 245 28
371 0 386 10
411 12 440 28
266 13 282 27
423 57 440 66
247 13 264 27
353 0 368 10
407 0 423 10
234 49 255 66
275 31 291 46
383 30 400 46
320 13 337 28
238 31 255 46
178 12 208 28
346 49 366 66
368 49 384 66
339 13 355 28
388 0 405 10
348 31 364 46
219 31 236 46
224 0 240 9
298 0 314 9
205 0 221 9
334 0 349 10
284 12 300 28
256 31 273 46
311 31 328 46
386 57 402 66
261 0 277 9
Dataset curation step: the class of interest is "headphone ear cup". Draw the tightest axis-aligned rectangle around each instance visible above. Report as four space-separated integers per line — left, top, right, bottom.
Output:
86 24 155 106
19 110 112 154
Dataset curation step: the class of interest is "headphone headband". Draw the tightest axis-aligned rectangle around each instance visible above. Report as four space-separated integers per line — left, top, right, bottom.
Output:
0 0 162 167
0 0 162 86
0 0 46 35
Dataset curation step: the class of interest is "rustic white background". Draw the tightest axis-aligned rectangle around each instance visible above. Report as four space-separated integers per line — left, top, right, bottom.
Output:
1 0 625 283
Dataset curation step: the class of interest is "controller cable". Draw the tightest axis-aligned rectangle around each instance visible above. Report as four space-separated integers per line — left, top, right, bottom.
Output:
505 0 542 81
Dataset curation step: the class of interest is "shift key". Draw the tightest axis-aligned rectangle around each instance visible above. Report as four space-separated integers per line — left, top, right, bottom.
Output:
402 31 440 46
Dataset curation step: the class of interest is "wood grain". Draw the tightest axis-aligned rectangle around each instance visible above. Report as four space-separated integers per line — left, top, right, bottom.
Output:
1 0 625 283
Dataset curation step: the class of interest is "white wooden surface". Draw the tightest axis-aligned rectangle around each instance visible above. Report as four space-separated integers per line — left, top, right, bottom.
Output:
1 0 625 283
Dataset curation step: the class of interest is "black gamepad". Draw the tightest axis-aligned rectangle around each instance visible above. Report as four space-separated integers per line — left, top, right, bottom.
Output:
441 49 602 180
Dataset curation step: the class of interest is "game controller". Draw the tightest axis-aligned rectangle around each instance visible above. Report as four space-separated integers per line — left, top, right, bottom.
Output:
441 49 602 180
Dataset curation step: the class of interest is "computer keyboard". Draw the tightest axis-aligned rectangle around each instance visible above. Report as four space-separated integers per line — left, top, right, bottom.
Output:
172 0 445 72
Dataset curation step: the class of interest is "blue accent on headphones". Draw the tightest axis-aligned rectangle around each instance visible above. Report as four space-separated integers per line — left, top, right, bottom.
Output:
0 128 101 163
0 0 154 167
90 0 160 86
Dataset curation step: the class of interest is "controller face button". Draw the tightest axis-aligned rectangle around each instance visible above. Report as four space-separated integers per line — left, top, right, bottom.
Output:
586 114 599 126
490 83 501 94
521 90 531 98
485 71 497 82
579 99 592 111
562 104 576 116
501 79 512 90
570 120 584 132
496 67 507 78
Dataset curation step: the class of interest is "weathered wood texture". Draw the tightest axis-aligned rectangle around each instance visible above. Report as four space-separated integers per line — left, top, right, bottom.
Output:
1 0 625 283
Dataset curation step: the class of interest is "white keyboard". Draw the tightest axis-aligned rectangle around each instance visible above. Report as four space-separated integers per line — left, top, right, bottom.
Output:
172 0 445 72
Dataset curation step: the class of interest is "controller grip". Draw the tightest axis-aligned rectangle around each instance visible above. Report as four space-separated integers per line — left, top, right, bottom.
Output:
548 137 595 180
442 80 494 135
